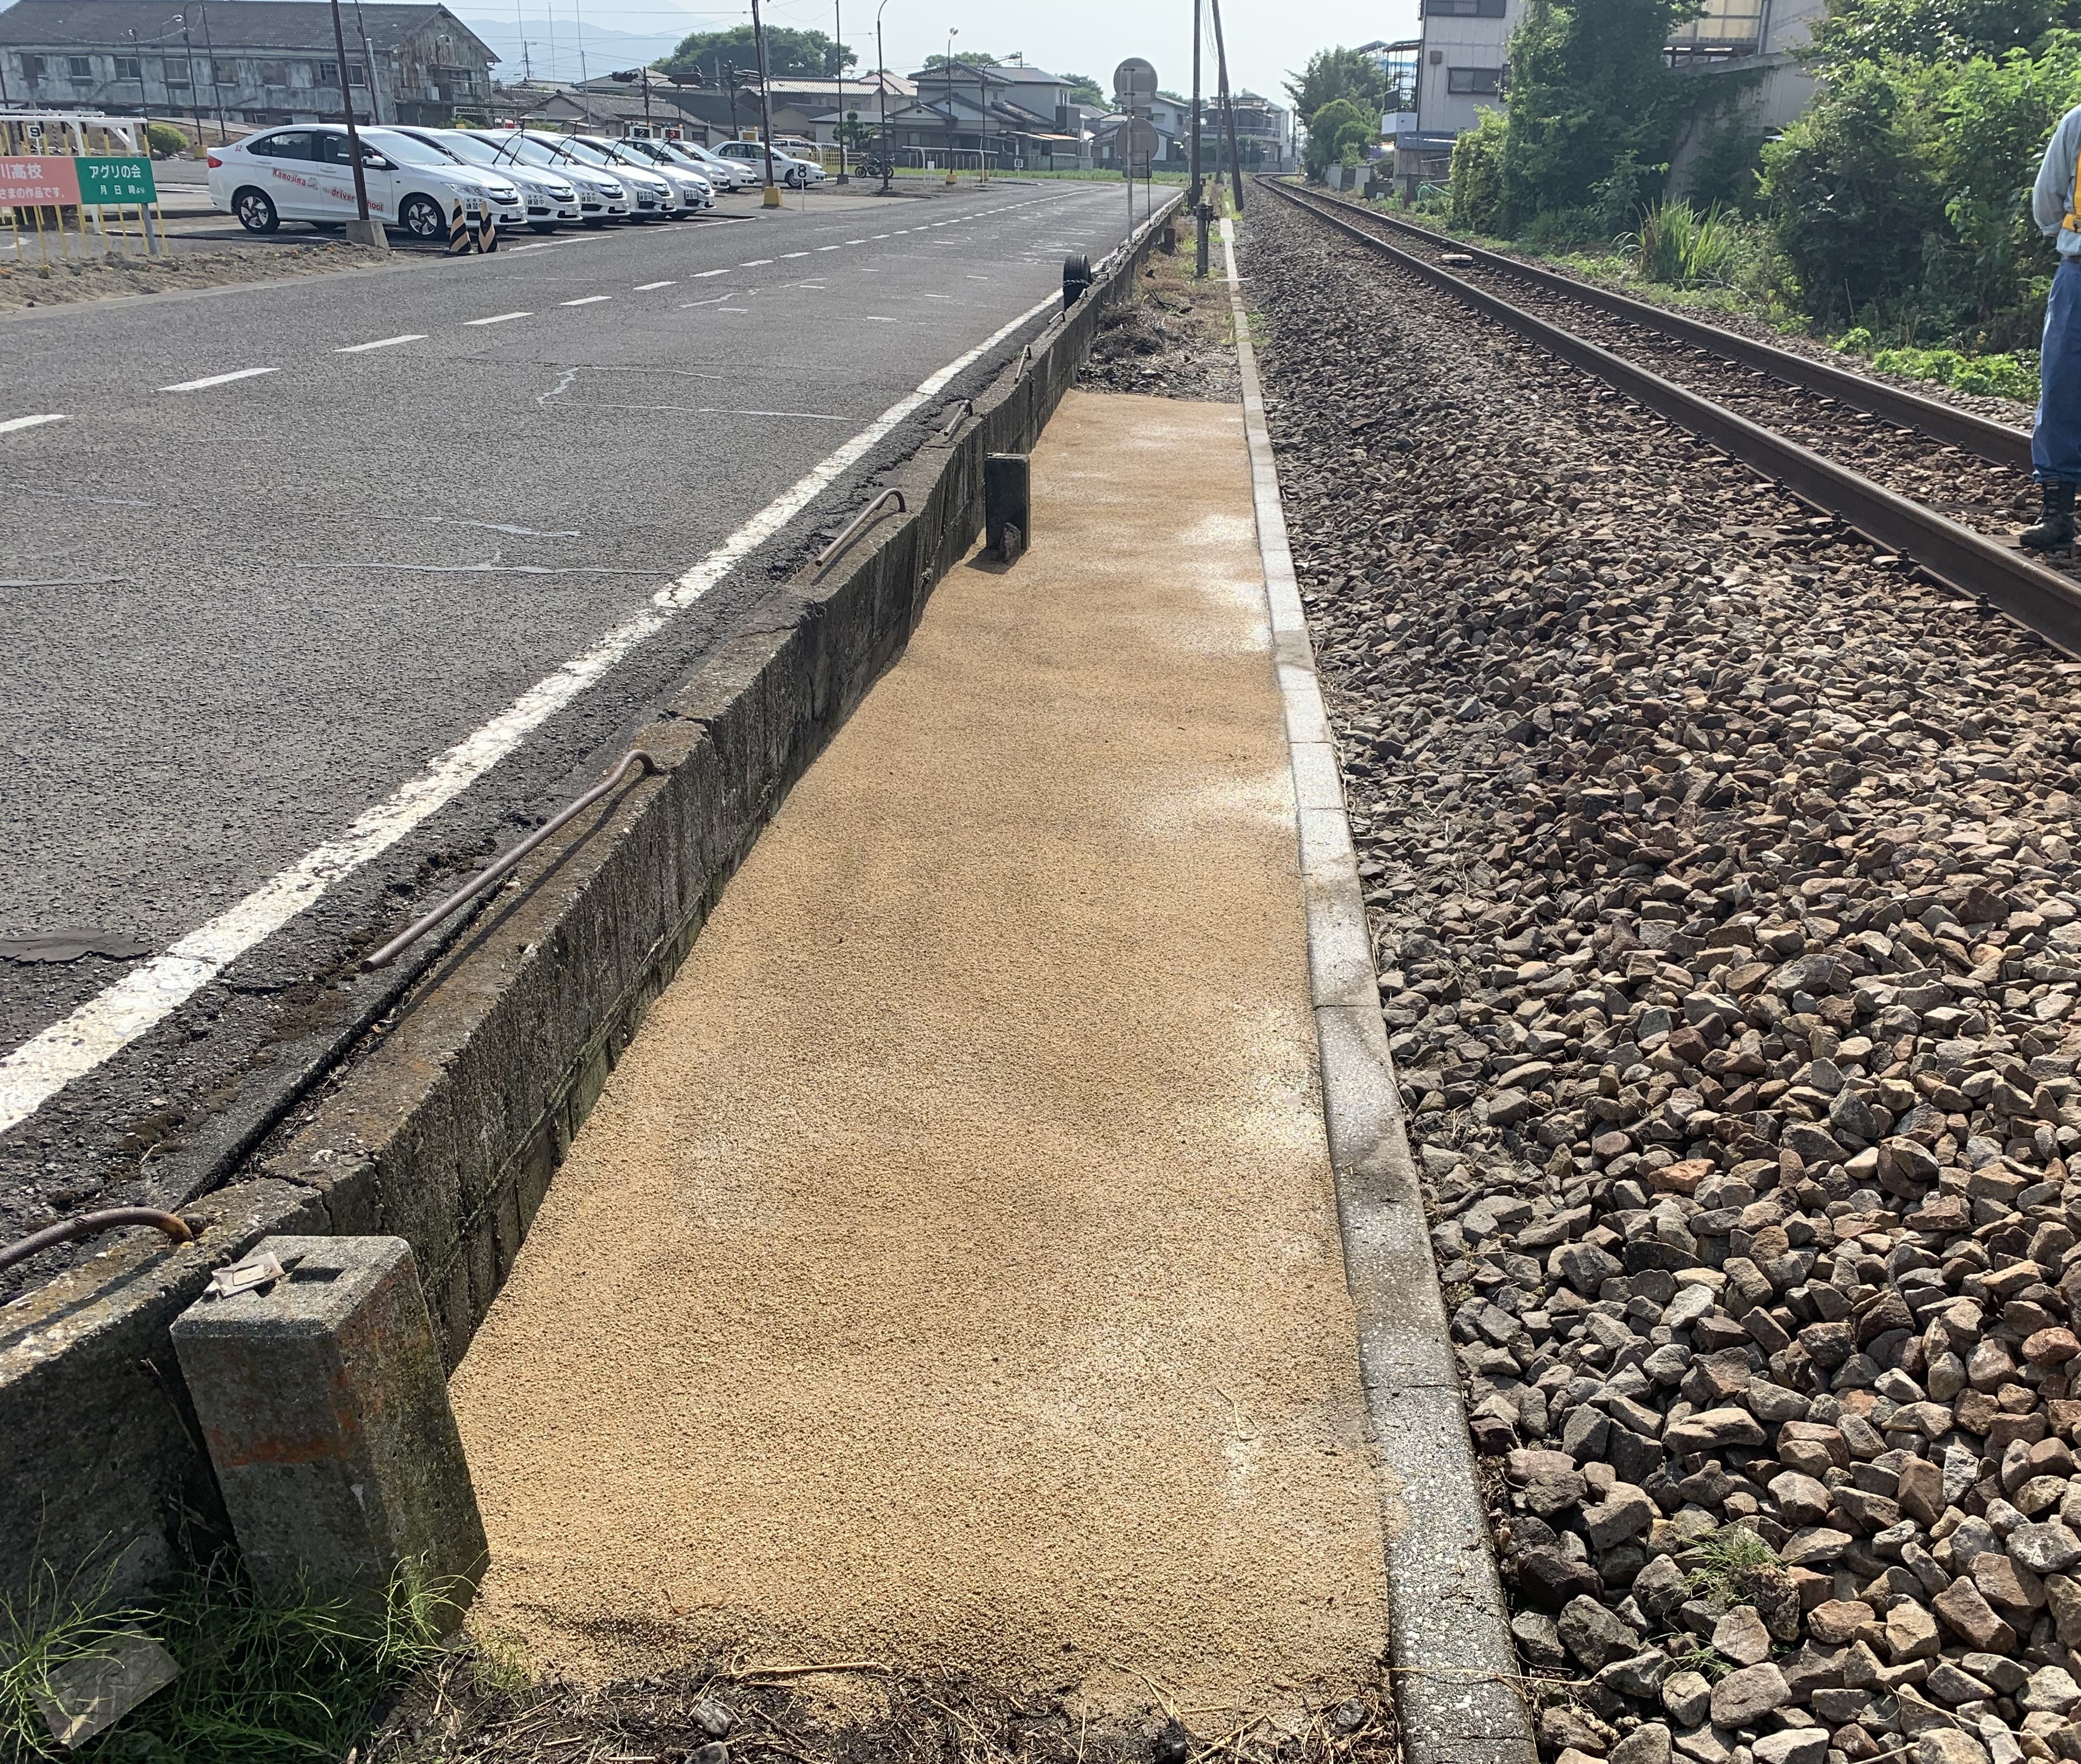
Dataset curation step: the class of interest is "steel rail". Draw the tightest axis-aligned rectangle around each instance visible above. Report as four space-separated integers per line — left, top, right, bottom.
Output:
0 1207 193 1275
1258 176 2081 660
361 749 660 970
1270 180 2031 472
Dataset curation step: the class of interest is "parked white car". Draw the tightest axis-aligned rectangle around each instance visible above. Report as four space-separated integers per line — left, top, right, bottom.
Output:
480 132 628 225
208 124 523 240
571 136 710 214
712 138 826 187
609 137 727 206
661 139 759 192
522 132 678 220
397 125 582 232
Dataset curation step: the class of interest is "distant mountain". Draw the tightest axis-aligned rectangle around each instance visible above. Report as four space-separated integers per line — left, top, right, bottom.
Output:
456 12 691 81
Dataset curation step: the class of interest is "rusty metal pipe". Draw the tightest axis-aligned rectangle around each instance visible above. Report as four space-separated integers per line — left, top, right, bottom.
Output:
361 749 660 971
0 1208 193 1275
814 488 907 572
937 398 973 439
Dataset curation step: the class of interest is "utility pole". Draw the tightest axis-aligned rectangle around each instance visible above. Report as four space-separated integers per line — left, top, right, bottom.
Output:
943 29 956 183
326 0 383 246
833 0 847 181
750 0 780 206
721 59 739 136
177 15 206 152
351 0 382 124
198 2 227 141
1190 0 1206 276
1210 0 1243 211
874 0 891 193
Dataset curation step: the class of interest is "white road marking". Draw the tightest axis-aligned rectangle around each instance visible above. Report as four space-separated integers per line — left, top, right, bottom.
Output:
862 314 896 322
0 286 1063 1137
158 367 277 393
780 251 809 258
815 244 839 251
561 295 613 306
845 238 866 244
740 257 774 266
466 311 532 326
0 413 66 435
716 306 749 313
691 267 731 278
634 280 676 290
680 295 732 309
334 333 426 354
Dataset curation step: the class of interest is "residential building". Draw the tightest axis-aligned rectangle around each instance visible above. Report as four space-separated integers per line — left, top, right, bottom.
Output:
1666 0 1827 192
1194 88 1291 173
0 0 497 128
879 60 1083 169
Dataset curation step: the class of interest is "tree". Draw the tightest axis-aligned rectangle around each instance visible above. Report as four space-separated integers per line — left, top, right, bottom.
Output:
1283 47 1386 125
1304 97 1376 179
922 50 1008 67
1498 0 1699 225
1807 0 2073 69
659 26 853 81
1060 70 1104 105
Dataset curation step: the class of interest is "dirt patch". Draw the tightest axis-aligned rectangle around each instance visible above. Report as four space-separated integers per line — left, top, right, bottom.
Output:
1079 227 1241 402
0 239 393 312
374 1656 1397 1764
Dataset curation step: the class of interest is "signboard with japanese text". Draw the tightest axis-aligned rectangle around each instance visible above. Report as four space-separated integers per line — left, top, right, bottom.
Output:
0 156 80 205
76 156 157 205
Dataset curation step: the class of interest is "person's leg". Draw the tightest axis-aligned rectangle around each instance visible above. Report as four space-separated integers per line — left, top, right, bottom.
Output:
2027 260 2081 548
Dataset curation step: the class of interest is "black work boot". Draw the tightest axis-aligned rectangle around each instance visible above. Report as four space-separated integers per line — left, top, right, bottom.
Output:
2022 481 2077 552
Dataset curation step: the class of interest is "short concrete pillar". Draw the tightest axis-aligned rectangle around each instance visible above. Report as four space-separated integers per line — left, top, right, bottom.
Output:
170 1236 487 1624
342 217 388 250
985 453 1030 563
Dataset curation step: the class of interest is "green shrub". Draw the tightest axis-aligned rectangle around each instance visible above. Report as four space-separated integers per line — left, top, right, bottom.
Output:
1306 97 1376 181
143 122 189 158
1449 109 1509 232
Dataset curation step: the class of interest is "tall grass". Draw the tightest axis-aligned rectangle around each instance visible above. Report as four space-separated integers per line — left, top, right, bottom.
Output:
1 1557 461 1761
1624 200 1739 289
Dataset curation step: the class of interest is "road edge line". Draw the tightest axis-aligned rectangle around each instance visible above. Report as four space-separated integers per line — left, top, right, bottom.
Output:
1219 215 1537 1764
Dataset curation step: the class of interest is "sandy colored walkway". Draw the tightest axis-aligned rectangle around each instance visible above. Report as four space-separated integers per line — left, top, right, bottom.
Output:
450 390 1391 1717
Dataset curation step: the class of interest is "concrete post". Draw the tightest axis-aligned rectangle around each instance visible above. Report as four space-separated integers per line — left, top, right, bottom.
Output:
170 1236 487 1626
985 453 1030 562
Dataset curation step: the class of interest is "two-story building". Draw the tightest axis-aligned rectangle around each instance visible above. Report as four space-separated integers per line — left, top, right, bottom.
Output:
880 60 1084 169
0 0 498 131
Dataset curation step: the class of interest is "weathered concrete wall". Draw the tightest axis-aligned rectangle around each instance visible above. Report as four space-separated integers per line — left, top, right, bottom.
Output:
0 194 1183 1612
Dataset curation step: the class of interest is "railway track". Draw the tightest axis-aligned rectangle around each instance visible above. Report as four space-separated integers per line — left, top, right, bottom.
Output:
1258 176 2081 659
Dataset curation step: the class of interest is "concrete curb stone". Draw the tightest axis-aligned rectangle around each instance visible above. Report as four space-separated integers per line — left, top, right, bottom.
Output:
1219 215 1538 1764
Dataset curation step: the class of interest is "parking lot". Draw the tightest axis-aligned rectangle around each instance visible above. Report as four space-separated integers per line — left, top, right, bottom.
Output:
0 175 1132 1246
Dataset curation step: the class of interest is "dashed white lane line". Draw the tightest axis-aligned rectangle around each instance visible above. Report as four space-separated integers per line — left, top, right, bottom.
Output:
561 295 613 306
0 285 1065 1137
862 314 896 322
716 306 750 313
815 244 840 251
335 333 426 354
466 311 532 326
634 280 676 290
692 267 731 278
740 257 774 266
780 251 810 259
159 367 277 393
846 238 866 244
0 413 66 435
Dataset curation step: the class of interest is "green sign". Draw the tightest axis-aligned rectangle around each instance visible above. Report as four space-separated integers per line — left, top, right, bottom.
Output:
75 156 157 206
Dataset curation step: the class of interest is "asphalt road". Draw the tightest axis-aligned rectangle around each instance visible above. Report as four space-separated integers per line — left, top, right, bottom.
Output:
0 178 1135 1248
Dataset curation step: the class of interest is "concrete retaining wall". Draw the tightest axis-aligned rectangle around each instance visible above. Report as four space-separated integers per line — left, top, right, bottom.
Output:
0 193 1183 1611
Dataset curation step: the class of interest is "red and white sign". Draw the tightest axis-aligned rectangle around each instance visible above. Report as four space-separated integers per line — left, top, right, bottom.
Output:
0 157 81 204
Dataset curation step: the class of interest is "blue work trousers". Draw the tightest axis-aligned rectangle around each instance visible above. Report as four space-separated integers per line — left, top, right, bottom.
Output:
2036 255 2081 483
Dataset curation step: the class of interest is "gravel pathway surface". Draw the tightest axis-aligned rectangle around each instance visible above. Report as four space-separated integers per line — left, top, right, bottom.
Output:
1246 190 2081 1764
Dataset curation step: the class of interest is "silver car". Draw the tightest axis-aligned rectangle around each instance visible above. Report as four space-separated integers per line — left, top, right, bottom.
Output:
402 126 582 231
609 138 723 209
529 132 678 221
573 136 708 216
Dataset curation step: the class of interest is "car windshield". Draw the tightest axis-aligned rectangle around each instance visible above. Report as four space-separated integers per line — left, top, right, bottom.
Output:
363 128 451 168
557 139 619 167
500 138 562 167
434 132 504 166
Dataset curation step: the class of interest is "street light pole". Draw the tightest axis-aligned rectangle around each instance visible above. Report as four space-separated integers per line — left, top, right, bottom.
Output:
1209 0 1243 211
750 0 781 207
942 27 955 184
874 1 891 193
326 0 383 247
833 0 847 182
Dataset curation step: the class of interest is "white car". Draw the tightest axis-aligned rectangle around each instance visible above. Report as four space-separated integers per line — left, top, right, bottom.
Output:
210 123 524 240
712 138 826 187
399 125 582 232
572 136 710 215
524 132 678 220
668 140 759 191
481 131 627 224
609 138 725 207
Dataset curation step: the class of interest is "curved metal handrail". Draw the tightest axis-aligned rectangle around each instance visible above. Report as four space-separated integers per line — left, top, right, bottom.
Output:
361 749 660 970
814 488 908 572
937 398 974 439
0 1208 193 1276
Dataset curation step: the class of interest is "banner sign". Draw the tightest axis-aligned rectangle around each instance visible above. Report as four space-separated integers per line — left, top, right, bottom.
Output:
0 156 80 205
76 156 156 204
0 156 157 206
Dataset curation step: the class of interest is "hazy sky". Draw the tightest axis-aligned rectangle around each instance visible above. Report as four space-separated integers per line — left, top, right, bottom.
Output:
541 0 1415 112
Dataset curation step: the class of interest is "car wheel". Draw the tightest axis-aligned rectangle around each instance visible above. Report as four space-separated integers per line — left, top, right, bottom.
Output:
233 187 278 233
399 193 446 241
